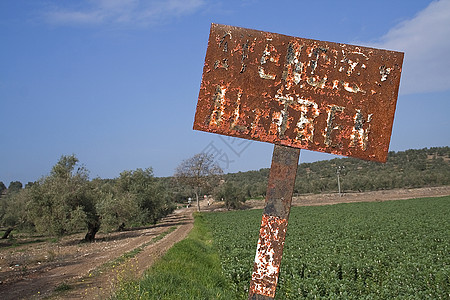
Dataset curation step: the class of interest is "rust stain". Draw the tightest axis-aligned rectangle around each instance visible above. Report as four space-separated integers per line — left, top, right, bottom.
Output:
249 214 288 298
262 145 300 220
194 24 404 162
248 145 300 300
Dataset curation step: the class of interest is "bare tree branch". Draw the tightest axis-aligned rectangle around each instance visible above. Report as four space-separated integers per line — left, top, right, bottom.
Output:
174 153 223 211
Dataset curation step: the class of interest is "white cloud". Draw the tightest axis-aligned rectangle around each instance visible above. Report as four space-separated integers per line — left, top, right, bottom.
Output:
43 0 205 26
366 0 450 95
45 9 106 25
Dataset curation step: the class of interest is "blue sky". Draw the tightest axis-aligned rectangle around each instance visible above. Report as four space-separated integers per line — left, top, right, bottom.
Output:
1 0 449 184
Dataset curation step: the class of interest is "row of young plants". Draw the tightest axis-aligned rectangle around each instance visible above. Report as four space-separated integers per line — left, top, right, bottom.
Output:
204 196 450 299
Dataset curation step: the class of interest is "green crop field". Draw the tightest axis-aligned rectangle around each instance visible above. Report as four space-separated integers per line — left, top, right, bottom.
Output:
205 196 450 299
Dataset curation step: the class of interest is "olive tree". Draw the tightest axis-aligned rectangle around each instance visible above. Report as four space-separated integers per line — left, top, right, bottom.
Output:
27 155 101 241
0 182 7 196
174 153 223 211
0 187 31 239
7 181 22 193
96 168 173 231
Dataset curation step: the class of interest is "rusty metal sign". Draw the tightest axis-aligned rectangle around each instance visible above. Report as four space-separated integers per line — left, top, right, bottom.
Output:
194 24 403 162
248 144 300 299
193 24 403 300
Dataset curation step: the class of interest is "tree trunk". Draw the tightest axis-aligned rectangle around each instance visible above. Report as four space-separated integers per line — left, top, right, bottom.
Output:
117 222 125 231
1 227 14 239
84 219 100 242
195 191 200 212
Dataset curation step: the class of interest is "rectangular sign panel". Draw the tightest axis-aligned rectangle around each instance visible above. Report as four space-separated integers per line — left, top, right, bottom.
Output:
194 24 403 162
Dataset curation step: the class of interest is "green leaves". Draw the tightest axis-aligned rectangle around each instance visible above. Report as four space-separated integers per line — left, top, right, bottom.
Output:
205 196 450 299
26 155 96 237
97 167 173 230
1 155 176 241
214 182 246 209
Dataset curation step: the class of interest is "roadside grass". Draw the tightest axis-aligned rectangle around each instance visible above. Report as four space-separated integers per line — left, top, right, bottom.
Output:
0 238 47 249
112 213 240 300
0 232 57 249
54 282 73 293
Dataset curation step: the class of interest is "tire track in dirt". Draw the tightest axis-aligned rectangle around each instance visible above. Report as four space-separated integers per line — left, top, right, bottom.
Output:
58 209 194 299
0 208 194 300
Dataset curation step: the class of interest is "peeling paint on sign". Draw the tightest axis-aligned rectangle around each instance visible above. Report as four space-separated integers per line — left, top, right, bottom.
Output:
250 214 287 298
194 24 404 163
247 144 300 300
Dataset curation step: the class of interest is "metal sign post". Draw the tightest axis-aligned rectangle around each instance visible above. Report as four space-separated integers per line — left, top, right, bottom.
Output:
193 24 403 299
248 144 299 299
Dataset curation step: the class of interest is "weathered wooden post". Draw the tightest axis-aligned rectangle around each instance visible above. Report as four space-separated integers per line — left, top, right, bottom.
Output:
194 24 403 299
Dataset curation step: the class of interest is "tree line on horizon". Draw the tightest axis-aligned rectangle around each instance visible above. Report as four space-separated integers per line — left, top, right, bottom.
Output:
221 146 450 198
1 146 449 241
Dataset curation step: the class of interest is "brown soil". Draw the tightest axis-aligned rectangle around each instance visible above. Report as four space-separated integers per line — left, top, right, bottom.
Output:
244 186 450 210
0 207 194 300
0 186 448 299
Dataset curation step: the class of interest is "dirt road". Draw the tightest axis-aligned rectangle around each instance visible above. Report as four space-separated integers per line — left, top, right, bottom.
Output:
0 207 194 300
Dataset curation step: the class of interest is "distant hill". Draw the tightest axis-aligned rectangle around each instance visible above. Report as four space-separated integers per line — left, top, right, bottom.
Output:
223 147 450 197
